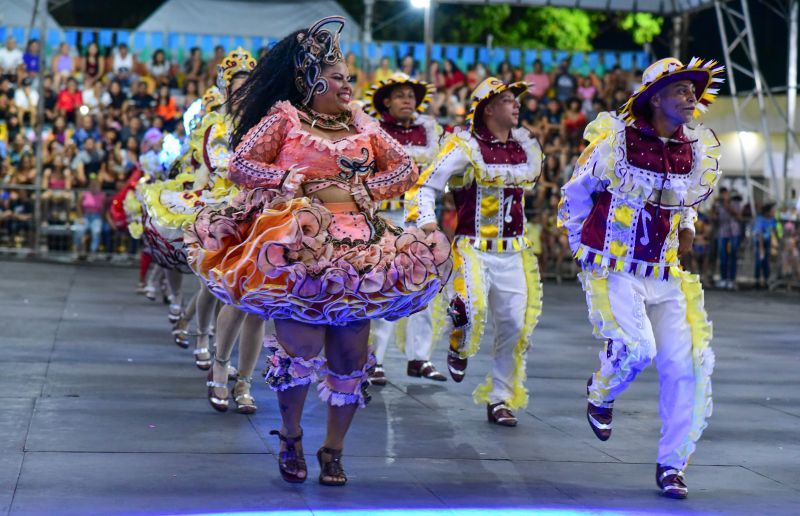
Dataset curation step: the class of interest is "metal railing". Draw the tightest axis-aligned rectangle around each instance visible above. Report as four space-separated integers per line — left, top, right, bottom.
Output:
0 183 139 264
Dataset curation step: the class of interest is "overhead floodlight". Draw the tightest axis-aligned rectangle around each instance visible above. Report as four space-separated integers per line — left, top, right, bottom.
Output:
410 0 430 9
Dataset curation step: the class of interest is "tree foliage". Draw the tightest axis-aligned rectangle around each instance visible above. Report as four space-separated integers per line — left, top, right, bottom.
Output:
441 6 598 51
337 1 665 50
618 13 664 45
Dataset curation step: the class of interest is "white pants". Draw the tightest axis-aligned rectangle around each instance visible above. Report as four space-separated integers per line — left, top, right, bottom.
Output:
372 208 436 364
582 270 713 469
372 304 436 363
449 244 541 409
472 251 529 404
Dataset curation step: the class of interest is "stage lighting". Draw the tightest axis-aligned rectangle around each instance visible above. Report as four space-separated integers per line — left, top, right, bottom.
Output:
411 0 430 8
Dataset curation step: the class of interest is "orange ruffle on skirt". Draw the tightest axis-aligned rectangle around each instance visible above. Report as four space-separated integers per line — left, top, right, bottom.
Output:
185 188 452 325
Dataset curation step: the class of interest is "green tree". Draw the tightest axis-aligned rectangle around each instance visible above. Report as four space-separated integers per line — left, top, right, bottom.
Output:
338 1 665 50
440 6 598 51
618 13 664 45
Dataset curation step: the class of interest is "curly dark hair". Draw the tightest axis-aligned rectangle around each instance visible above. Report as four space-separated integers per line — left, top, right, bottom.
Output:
229 30 304 150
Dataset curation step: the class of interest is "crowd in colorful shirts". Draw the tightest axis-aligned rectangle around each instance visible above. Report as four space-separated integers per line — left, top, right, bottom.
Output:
0 34 798 289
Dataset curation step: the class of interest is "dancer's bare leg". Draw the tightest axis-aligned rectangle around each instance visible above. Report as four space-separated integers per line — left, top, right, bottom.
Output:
183 288 199 323
144 265 163 300
193 281 216 366
165 268 184 312
237 314 265 378
210 304 246 399
323 320 370 451
273 319 325 436
175 287 198 345
271 319 327 481
232 314 265 412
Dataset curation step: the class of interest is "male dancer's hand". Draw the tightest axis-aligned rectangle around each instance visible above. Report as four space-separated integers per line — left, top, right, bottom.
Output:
678 228 694 257
421 222 439 235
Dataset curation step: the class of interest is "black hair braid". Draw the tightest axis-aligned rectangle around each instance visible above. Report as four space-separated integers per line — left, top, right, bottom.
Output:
229 30 305 150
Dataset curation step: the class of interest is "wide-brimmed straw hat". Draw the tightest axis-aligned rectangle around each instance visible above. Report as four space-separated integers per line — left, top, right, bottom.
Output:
466 76 528 132
618 57 725 123
363 72 434 117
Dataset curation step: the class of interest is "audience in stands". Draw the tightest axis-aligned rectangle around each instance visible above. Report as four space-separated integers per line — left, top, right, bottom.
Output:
0 36 796 289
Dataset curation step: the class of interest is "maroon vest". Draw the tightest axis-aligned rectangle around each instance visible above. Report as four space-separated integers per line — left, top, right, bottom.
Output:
380 116 428 147
453 126 528 239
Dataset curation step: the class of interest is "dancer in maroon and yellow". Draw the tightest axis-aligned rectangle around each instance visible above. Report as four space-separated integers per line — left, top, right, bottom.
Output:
559 57 724 498
363 73 447 384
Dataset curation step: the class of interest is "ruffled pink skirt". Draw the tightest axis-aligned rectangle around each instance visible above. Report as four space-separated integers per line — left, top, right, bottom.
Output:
185 188 452 326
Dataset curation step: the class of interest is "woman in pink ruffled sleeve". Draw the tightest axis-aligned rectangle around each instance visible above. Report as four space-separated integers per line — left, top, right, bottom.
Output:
184 17 451 487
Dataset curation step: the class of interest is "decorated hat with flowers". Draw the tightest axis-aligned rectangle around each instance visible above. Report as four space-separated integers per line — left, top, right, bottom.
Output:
618 57 725 123
216 47 256 92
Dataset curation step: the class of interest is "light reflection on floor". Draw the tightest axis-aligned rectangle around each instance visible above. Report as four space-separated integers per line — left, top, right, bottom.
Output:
164 508 674 516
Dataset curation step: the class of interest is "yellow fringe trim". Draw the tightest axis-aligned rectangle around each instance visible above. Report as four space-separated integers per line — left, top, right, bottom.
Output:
671 270 715 469
128 221 143 239
123 190 143 239
471 248 542 410
429 292 449 353
394 317 408 354
579 269 654 404
449 238 487 359
579 269 714 469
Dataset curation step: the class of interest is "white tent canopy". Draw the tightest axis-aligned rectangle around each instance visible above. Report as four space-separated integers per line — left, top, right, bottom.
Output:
0 0 62 31
137 0 361 41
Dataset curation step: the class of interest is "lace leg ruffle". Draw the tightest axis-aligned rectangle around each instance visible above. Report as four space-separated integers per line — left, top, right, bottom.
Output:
316 352 377 409
264 335 326 392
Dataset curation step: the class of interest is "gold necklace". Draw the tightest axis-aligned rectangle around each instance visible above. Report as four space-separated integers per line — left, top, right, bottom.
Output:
296 104 352 131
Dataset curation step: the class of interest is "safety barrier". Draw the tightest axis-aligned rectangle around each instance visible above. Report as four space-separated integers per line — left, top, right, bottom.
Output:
0 183 139 264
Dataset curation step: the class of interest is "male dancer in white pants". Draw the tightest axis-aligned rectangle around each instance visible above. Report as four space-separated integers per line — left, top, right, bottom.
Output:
363 73 446 384
558 57 724 498
414 77 543 426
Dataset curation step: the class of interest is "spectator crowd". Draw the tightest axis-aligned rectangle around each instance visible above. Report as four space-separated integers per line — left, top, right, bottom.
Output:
1 34 799 289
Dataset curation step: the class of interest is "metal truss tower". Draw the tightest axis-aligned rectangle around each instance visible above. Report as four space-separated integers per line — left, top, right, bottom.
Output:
715 0 799 205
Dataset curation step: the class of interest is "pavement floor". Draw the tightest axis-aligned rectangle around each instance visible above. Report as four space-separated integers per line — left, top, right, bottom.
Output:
1 260 798 516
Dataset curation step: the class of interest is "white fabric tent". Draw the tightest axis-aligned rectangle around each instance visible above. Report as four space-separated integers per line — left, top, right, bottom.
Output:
137 0 360 41
0 0 62 31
